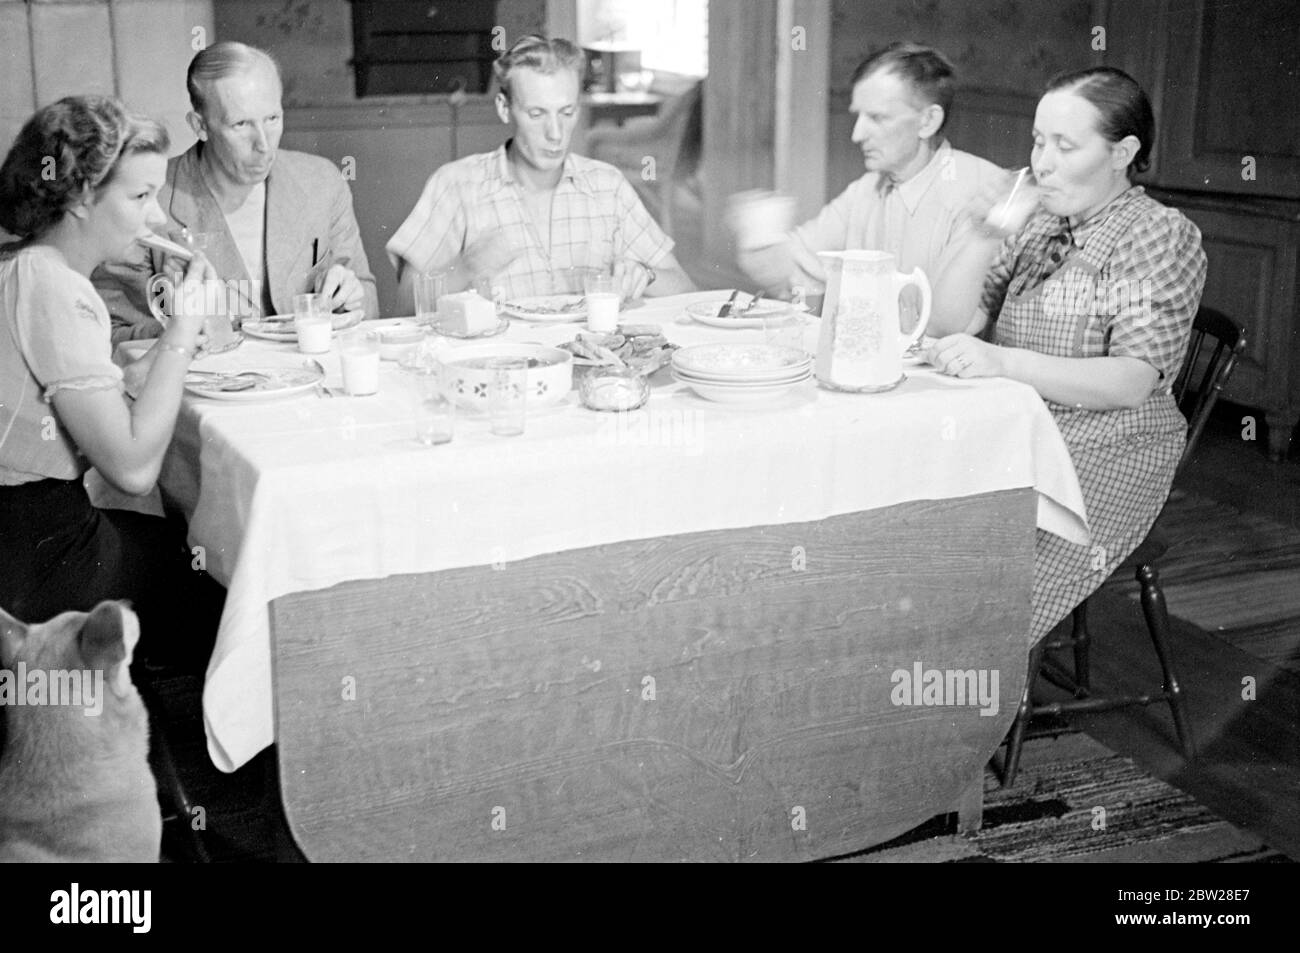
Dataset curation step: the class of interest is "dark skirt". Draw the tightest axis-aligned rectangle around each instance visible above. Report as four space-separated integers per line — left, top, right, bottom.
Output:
0 477 221 669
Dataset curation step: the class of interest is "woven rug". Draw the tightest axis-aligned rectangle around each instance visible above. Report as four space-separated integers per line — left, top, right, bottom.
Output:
835 731 1288 863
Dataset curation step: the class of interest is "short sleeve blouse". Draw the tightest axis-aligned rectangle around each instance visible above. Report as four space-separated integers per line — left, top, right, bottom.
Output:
0 243 124 484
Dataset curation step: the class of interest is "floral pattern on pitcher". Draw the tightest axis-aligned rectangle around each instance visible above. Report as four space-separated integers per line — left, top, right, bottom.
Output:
831 297 885 361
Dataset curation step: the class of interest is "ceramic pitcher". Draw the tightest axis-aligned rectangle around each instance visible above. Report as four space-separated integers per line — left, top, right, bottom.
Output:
815 250 932 392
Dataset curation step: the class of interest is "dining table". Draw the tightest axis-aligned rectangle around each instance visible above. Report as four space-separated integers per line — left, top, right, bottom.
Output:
113 290 1089 862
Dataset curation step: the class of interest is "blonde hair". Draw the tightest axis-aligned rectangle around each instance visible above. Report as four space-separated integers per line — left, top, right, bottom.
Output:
187 41 281 115
493 35 584 101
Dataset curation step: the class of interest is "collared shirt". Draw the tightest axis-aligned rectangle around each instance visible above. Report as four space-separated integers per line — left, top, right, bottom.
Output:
790 140 1002 289
1 244 123 485
386 143 674 299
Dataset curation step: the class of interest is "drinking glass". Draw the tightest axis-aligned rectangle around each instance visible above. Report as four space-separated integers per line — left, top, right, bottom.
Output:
984 167 1041 235
410 366 455 445
294 293 331 353
339 329 381 396
583 269 620 332
763 308 806 351
486 357 527 436
414 271 449 326
726 190 797 251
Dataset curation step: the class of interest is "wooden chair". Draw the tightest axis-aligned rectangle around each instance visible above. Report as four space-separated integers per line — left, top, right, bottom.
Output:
999 306 1247 787
584 80 703 238
134 673 211 862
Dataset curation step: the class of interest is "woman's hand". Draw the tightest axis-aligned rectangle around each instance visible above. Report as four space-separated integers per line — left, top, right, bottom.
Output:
925 334 1005 378
168 253 220 346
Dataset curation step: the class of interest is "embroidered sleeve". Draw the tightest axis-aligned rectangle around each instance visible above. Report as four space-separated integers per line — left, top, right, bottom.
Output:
14 254 125 399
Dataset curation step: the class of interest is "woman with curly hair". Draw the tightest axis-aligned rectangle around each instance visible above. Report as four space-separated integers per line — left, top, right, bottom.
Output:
0 95 222 659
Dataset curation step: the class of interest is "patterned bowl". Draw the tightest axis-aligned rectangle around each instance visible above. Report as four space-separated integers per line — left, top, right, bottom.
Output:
440 342 573 411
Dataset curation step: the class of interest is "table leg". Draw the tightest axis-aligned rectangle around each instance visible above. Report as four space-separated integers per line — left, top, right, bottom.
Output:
955 772 985 835
1265 410 1297 462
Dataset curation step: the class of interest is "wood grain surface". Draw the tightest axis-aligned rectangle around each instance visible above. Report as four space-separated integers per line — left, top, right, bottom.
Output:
271 489 1034 861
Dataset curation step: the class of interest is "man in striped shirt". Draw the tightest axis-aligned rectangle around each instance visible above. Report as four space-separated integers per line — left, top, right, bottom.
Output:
387 35 695 306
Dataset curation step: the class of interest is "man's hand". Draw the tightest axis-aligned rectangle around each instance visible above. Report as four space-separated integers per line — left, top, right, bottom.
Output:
316 264 364 313
612 260 653 302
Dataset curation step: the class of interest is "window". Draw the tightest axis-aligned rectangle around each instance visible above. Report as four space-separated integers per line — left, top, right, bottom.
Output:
350 1 501 97
577 0 709 80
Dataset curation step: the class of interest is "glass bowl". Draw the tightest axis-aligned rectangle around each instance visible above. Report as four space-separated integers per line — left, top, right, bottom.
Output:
578 365 650 412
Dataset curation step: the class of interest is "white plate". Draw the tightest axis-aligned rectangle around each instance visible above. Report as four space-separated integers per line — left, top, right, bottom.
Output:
502 295 588 322
242 309 365 342
430 315 511 339
685 296 806 329
672 368 811 387
673 343 811 379
673 371 812 404
184 365 324 401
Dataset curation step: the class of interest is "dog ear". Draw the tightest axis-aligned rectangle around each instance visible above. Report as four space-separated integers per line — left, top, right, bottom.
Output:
0 607 27 667
78 601 139 670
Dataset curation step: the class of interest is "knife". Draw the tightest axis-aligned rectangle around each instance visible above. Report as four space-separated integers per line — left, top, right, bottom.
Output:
716 290 741 317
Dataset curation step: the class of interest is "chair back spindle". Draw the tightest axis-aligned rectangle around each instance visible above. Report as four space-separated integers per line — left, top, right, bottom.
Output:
1174 306 1246 478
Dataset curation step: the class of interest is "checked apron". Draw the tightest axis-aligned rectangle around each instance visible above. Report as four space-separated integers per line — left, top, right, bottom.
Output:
993 194 1189 645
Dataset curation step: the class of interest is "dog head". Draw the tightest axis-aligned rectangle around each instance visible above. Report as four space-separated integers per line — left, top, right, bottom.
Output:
1 600 141 707
0 601 159 862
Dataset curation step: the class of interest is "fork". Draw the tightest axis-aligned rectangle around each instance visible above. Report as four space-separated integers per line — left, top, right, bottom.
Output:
740 291 766 314
716 290 741 317
304 358 334 398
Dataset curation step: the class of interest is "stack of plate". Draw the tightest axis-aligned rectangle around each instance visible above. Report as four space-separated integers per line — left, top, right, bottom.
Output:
671 343 812 403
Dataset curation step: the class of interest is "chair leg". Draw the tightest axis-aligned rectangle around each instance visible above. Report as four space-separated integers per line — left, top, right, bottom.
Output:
1135 561 1196 761
1071 600 1092 693
136 680 211 862
1001 640 1046 789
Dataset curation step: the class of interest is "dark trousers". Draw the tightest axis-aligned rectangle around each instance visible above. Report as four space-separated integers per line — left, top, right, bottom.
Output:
0 477 222 671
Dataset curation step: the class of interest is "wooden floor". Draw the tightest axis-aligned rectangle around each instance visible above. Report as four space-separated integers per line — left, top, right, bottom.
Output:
1042 399 1300 859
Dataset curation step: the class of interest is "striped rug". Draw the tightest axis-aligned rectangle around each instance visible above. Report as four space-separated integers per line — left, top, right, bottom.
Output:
834 732 1286 863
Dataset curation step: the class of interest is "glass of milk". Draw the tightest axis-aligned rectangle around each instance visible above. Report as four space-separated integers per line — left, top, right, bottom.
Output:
339 330 380 396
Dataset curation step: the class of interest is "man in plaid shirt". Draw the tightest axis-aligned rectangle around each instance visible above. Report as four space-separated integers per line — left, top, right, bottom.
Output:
387 35 695 306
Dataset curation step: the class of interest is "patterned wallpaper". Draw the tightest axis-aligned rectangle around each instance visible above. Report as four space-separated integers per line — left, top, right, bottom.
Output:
830 0 1096 95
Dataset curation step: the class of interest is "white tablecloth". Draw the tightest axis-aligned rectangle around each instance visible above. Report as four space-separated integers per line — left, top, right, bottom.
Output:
125 292 1087 772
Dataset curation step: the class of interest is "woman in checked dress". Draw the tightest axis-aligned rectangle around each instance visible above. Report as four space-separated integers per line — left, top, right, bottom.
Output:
926 67 1207 644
